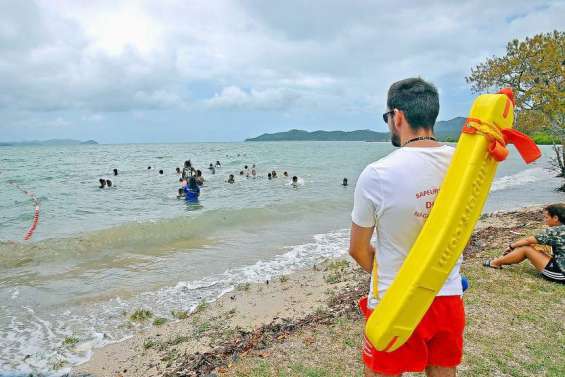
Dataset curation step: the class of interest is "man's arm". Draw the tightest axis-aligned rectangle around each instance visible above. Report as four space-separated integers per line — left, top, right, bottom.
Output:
349 222 376 273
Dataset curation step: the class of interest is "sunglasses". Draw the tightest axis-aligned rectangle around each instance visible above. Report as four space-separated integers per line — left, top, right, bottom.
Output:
382 110 394 124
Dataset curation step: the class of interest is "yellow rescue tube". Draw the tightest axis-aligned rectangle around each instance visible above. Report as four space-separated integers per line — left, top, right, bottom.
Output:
365 89 540 352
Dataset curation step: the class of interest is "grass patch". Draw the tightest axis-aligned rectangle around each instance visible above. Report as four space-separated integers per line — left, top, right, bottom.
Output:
153 317 168 326
194 320 211 336
325 260 349 271
220 246 565 377
143 338 159 350
161 335 191 348
171 310 189 320
129 308 153 322
323 272 343 284
161 349 180 367
194 300 208 313
62 336 79 347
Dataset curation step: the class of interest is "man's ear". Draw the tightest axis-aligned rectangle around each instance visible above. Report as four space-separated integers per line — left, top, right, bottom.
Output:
393 109 404 130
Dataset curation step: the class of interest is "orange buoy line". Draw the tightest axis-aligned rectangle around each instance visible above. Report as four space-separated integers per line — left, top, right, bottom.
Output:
23 204 40 240
6 178 41 241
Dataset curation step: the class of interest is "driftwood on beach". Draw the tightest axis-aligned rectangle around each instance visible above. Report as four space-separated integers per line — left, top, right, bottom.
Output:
165 278 368 377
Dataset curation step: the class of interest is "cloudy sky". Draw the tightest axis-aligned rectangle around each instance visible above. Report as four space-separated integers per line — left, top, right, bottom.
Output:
1 0 563 143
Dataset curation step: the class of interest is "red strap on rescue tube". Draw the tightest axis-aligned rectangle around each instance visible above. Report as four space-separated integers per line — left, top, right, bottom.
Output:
501 129 541 164
462 124 541 163
460 88 541 164
488 139 509 161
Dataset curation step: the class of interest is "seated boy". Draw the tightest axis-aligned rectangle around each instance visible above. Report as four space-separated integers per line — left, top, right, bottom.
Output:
484 204 565 284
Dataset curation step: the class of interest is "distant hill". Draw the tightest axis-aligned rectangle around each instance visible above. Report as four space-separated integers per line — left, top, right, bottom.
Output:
246 129 390 142
246 117 467 142
434 117 467 141
0 139 98 146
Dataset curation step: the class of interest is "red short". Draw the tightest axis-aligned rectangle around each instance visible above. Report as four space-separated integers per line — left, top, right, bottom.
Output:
359 295 465 375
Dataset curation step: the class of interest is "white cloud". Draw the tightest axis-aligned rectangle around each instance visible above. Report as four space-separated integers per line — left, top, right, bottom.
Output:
206 86 301 111
0 0 563 120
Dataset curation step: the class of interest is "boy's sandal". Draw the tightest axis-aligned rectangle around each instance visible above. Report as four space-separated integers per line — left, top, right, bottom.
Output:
482 260 502 269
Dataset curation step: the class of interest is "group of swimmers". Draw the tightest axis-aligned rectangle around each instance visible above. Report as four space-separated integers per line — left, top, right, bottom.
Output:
98 168 119 188
99 159 348 203
147 166 165 174
226 165 349 188
175 160 222 203
226 165 299 185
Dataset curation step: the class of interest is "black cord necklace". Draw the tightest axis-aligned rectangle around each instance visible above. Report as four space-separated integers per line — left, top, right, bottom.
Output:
401 136 437 147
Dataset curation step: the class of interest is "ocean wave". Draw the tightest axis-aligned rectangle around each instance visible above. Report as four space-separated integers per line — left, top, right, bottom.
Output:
0 200 345 267
491 167 554 192
0 228 350 376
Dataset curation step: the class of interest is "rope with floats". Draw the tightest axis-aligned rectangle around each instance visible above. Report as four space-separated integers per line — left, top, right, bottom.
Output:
6 178 41 241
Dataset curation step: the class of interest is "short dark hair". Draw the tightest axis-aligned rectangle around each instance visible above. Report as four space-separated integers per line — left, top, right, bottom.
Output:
544 204 565 223
387 77 439 130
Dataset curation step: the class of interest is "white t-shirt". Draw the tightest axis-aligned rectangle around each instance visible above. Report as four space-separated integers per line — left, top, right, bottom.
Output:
351 145 463 309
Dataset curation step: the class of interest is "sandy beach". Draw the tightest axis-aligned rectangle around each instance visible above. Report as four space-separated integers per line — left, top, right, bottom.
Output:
70 205 565 377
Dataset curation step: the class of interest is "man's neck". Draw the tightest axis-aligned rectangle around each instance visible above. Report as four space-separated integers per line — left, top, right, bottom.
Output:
401 130 439 148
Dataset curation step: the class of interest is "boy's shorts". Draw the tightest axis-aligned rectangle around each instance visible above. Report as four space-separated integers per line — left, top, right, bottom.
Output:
541 257 565 283
533 244 553 256
359 295 465 375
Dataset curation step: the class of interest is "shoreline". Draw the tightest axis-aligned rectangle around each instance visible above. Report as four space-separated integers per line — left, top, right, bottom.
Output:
69 205 550 377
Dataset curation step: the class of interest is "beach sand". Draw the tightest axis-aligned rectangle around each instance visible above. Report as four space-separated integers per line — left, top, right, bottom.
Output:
72 260 360 377
72 205 564 377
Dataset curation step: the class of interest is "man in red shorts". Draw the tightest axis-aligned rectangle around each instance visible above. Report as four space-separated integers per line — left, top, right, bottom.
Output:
349 77 464 377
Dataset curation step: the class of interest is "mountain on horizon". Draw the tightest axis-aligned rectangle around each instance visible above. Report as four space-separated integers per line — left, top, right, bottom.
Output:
0 139 98 146
246 117 467 142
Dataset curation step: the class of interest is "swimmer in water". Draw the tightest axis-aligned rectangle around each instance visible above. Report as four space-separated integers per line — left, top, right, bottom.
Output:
176 167 181 176
216 160 221 168
177 187 185 199
291 176 298 187
267 173 272 180
113 168 118 176
251 167 257 178
342 178 348 186
99 178 106 188
209 163 214 170
240 170 244 176
271 170 277 178
182 160 192 179
195 170 205 185
147 166 151 170
184 176 200 203
159 169 164 175
283 171 288 177
106 179 112 187
227 174 235 184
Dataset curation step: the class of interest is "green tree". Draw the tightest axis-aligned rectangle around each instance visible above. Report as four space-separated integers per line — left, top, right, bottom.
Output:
466 31 565 188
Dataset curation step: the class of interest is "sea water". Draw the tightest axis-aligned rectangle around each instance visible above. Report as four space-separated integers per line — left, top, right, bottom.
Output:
0 142 562 376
